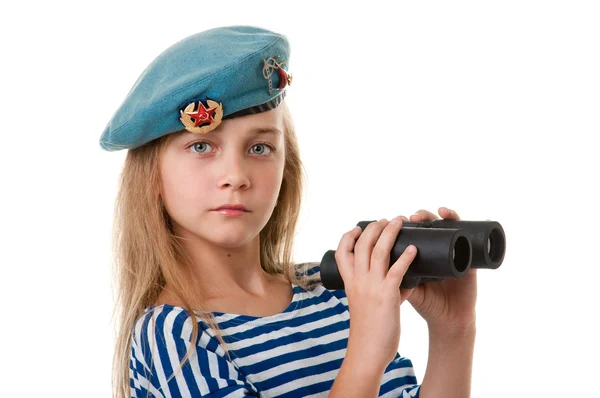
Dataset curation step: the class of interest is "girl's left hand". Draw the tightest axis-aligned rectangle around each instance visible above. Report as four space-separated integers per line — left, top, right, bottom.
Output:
400 207 477 332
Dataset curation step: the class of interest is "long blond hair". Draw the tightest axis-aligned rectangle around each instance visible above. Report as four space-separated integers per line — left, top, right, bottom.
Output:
109 101 320 398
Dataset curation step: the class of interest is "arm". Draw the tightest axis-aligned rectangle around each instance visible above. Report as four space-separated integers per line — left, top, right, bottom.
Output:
330 341 421 398
330 341 387 397
418 324 476 398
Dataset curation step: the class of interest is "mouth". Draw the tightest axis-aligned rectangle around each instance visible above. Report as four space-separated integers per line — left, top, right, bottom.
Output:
211 204 249 212
212 208 248 216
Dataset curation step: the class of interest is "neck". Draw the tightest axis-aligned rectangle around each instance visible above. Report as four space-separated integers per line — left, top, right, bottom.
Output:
173 225 277 301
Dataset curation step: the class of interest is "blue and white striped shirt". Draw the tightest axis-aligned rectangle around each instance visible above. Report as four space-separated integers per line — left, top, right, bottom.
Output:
129 264 421 397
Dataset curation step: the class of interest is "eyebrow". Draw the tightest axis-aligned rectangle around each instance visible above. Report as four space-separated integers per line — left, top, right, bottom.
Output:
247 127 282 136
181 126 281 139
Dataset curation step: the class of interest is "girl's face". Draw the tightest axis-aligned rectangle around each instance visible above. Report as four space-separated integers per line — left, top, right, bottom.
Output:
159 106 286 248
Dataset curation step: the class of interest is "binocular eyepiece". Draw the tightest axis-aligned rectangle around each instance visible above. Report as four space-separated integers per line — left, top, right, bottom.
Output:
320 219 506 290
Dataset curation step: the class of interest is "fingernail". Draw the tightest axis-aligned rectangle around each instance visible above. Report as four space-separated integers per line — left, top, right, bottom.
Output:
406 245 416 253
391 216 401 224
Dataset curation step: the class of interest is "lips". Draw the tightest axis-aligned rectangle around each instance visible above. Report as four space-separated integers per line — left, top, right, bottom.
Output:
212 204 248 212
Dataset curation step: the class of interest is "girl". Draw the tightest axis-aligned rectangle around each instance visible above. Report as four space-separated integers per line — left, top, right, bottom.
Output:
101 25 476 398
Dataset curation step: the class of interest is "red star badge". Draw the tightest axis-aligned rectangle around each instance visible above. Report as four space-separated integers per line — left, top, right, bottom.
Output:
179 99 223 134
186 102 217 127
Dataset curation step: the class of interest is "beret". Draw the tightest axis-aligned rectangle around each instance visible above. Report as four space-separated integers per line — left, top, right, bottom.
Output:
99 25 292 151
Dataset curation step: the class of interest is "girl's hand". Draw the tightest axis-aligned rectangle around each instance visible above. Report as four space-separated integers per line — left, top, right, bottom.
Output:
335 217 419 371
401 207 478 333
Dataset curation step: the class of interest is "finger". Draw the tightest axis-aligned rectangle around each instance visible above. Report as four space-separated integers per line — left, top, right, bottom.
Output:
354 219 389 275
409 214 421 222
385 244 418 291
334 226 363 284
370 217 405 281
410 209 438 222
439 207 461 220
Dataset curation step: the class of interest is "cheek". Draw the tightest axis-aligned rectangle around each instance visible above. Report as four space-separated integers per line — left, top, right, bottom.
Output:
255 164 283 193
161 163 212 217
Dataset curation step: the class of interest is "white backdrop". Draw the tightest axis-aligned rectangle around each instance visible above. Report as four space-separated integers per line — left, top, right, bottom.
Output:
1 1 598 396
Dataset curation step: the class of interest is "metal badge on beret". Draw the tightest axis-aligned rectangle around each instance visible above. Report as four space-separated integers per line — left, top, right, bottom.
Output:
263 56 293 95
179 99 223 134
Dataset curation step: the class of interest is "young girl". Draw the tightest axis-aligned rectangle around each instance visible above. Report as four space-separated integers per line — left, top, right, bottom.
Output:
101 25 476 398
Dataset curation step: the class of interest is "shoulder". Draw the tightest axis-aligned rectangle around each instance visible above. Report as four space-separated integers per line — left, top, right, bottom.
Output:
131 304 218 356
131 306 245 378
294 262 348 311
294 261 323 286
129 305 260 396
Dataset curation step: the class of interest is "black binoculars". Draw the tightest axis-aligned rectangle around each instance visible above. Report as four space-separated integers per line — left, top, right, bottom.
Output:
320 219 506 290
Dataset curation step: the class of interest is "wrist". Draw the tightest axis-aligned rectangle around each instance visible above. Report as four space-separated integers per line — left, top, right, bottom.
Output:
428 321 476 340
345 340 388 376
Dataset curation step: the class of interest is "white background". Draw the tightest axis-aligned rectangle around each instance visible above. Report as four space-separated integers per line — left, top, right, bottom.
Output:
1 0 598 396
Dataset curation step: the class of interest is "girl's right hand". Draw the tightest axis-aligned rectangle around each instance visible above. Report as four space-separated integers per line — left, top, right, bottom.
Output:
334 216 418 371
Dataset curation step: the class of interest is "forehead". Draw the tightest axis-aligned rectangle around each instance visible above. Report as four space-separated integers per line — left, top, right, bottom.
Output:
178 125 282 140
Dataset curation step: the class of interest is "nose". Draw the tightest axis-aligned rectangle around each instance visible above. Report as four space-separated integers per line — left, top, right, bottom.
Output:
217 151 250 189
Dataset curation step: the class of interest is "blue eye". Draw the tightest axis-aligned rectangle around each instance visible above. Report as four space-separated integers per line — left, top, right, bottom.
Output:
250 143 273 155
190 142 212 154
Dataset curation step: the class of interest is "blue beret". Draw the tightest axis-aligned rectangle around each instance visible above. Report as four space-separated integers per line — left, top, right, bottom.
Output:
99 25 292 151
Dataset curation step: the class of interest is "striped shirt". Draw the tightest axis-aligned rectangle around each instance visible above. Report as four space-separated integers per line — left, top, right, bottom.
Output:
129 264 421 397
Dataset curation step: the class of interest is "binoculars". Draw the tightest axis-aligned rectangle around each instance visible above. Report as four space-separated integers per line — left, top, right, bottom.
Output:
320 219 506 290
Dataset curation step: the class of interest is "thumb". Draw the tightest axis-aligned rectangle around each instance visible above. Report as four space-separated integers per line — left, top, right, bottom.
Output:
399 287 416 304
404 284 424 307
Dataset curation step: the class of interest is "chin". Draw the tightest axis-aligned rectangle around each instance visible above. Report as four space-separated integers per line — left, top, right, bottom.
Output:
212 234 258 248
204 224 258 246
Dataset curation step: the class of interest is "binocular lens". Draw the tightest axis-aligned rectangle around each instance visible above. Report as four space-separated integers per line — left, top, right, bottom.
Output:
489 227 505 263
454 236 470 272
